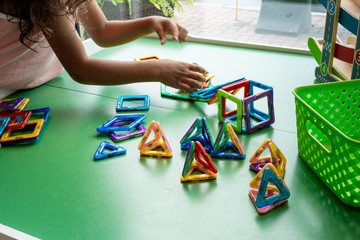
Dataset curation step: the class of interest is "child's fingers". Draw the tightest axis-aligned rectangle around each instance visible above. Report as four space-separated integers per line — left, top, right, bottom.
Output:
155 28 166 45
176 81 195 92
156 29 167 45
187 71 206 83
176 24 188 43
166 21 179 41
188 63 206 74
179 36 187 44
160 37 166 45
188 78 204 89
174 76 203 92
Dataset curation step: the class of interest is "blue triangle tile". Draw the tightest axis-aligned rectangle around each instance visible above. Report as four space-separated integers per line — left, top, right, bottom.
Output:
94 141 126 160
255 167 290 208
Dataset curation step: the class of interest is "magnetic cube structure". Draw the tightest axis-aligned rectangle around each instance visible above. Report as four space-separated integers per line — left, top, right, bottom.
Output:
217 79 274 134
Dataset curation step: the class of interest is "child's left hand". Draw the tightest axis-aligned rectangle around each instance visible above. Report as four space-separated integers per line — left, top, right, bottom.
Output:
150 16 188 45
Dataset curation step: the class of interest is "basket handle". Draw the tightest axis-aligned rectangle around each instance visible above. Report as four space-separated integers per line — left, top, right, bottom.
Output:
305 117 333 154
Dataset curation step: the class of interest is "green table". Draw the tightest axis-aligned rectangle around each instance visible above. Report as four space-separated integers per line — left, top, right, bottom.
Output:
1 38 359 240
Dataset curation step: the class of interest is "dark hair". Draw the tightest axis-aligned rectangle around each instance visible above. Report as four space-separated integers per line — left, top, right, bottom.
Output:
4 0 90 48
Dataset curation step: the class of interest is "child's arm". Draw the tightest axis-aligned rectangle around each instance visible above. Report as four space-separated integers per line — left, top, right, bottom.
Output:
78 1 188 46
44 0 206 92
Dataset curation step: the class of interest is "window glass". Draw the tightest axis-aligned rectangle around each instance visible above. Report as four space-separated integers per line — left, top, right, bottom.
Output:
175 0 351 51
96 0 352 53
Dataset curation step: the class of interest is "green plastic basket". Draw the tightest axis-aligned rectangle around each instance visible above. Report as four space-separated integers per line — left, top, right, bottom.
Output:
293 80 360 207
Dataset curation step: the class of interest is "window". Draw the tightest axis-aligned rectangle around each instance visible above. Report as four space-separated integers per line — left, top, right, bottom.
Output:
174 0 351 53
96 0 352 54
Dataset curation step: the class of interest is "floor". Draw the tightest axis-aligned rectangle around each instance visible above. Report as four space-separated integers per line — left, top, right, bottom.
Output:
175 1 351 50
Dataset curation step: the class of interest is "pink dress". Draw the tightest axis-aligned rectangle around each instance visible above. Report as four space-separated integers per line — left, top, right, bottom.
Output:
0 12 63 89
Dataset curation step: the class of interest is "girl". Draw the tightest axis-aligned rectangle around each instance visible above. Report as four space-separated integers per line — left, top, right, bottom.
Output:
0 0 206 90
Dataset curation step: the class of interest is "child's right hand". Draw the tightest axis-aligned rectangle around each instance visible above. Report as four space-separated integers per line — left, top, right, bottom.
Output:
149 16 188 45
157 59 207 92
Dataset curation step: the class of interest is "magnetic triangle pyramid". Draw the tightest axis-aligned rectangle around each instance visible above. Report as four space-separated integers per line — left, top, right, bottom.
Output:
180 141 218 182
248 139 287 178
249 163 290 214
180 118 214 152
138 120 172 157
212 121 246 159
94 141 127 160
0 98 25 111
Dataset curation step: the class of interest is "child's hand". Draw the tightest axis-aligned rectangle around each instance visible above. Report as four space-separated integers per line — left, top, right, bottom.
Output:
157 59 207 92
150 16 188 45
